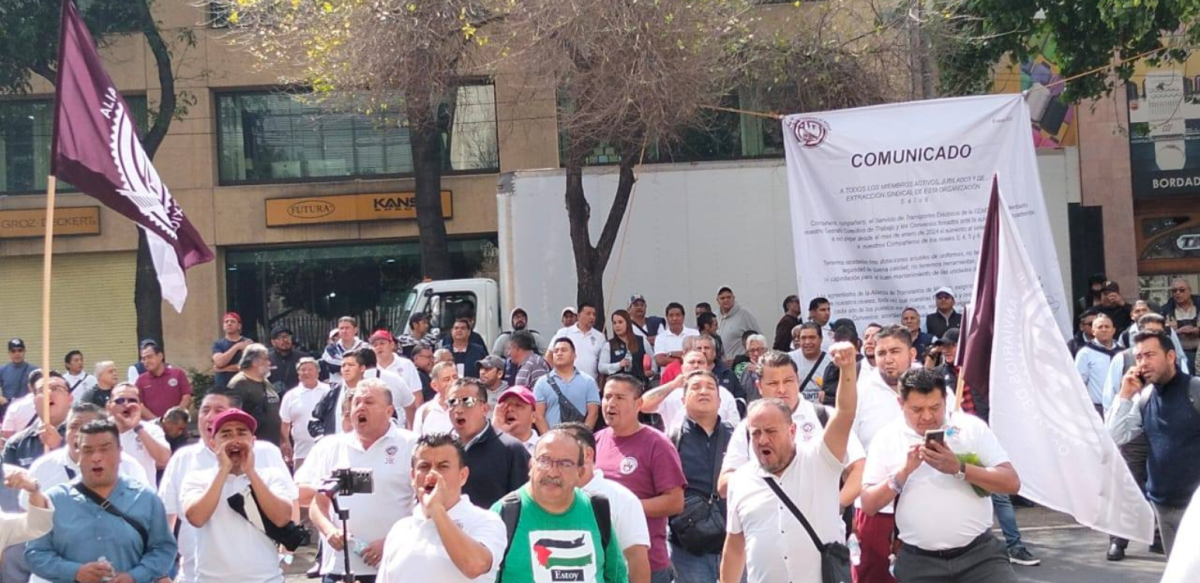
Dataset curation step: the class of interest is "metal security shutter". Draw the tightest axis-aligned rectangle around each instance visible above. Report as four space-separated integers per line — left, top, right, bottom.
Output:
0 251 137 370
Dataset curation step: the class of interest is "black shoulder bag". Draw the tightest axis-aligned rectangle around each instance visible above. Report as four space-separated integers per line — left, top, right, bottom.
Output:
546 376 586 423
763 477 851 583
668 424 730 555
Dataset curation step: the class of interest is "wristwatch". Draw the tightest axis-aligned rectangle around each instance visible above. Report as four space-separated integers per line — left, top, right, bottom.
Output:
133 424 145 434
954 461 967 481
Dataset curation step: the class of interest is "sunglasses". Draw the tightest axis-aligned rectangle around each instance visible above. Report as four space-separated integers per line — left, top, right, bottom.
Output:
446 397 482 409
1170 288 1188 293
113 397 140 406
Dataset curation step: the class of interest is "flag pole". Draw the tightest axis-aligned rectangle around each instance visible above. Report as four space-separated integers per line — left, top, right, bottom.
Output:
40 175 57 426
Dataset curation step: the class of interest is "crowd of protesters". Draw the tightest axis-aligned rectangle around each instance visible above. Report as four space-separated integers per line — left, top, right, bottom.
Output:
0 278 1197 583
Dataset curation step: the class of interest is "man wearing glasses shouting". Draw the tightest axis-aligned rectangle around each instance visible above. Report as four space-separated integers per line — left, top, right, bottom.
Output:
105 383 171 489
448 378 530 509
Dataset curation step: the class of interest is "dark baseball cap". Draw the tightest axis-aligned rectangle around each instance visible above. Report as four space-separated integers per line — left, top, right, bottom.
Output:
629 294 646 305
477 355 505 370
409 312 429 325
1100 280 1120 293
139 338 159 350
271 326 294 339
8 338 25 350
934 328 961 346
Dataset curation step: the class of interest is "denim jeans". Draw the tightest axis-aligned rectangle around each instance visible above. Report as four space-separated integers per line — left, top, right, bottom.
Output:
670 542 718 583
992 494 1025 552
651 567 676 583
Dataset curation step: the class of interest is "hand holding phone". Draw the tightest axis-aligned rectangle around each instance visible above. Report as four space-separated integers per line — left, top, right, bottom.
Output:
924 429 946 448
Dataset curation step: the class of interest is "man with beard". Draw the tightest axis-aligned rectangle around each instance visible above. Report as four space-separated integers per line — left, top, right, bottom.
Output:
299 380 417 583
447 378 529 509
159 393 289 583
720 340 859 583
490 429 627 583
26 419 177 583
223 344 284 446
492 386 539 453
376 433 507 583
268 327 305 397
860 369 1021 582
106 383 171 489
182 409 297 583
492 308 542 358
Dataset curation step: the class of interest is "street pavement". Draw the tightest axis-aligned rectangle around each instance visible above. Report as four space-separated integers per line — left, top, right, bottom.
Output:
282 506 1167 582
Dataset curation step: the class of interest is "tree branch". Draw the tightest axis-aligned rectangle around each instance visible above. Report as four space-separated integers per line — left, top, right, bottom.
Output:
137 0 174 159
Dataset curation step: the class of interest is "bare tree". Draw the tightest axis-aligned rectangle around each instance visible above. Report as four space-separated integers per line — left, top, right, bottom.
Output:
212 0 505 280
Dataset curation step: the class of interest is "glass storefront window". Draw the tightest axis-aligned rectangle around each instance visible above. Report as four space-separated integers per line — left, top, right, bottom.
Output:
225 237 499 352
215 84 499 185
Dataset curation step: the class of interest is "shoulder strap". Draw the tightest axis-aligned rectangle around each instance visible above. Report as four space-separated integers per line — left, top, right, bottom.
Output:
799 354 824 391
546 376 583 417
496 491 523 581
73 482 149 549
588 493 613 551
763 477 824 552
815 404 830 428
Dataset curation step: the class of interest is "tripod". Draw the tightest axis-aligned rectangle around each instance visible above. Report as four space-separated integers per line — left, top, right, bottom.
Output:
328 492 355 583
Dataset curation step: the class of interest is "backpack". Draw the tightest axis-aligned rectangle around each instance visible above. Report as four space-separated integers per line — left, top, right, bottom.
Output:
496 491 612 582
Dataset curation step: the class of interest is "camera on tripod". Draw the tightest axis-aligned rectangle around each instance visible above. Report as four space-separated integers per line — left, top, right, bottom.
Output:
320 468 374 497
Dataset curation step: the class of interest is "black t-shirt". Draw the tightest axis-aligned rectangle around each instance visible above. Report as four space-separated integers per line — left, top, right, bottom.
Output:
222 372 282 446
212 337 250 391
268 348 305 396
77 385 114 408
419 370 435 403
451 343 490 378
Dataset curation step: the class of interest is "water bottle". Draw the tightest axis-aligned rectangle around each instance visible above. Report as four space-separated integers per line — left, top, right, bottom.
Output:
97 556 115 583
350 536 369 557
847 534 862 566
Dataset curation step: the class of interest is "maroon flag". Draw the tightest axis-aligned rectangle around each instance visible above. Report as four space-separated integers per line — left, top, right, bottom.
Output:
955 175 1001 413
51 0 213 311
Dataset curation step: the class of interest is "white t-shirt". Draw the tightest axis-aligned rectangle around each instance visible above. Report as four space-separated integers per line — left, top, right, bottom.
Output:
583 470 651 551
377 495 507 583
63 371 97 398
721 400 865 475
727 438 845 583
365 368 416 426
120 423 168 489
0 395 35 434
853 369 903 453
20 448 148 509
159 441 289 583
296 427 418 577
414 399 453 436
381 355 423 399
508 431 539 454
787 351 827 403
279 382 331 460
180 467 298 583
654 327 700 359
552 325 608 379
861 413 1009 550
657 386 742 430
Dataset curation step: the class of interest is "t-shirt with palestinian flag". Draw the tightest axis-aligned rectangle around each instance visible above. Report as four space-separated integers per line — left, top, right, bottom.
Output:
490 486 627 583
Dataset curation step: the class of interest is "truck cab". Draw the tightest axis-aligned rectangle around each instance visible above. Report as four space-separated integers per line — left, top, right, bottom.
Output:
398 278 501 347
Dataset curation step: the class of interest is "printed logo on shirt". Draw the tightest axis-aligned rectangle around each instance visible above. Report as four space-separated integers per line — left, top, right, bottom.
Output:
385 445 399 464
167 377 178 387
800 421 816 441
618 456 638 475
530 530 597 583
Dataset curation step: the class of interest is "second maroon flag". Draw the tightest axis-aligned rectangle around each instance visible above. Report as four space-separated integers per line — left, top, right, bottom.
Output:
51 0 213 311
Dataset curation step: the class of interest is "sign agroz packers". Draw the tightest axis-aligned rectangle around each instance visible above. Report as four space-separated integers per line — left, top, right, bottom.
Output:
265 191 453 227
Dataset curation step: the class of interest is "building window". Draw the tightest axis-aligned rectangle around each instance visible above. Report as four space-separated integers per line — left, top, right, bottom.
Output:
0 96 146 195
215 85 499 185
225 237 499 352
558 89 783 166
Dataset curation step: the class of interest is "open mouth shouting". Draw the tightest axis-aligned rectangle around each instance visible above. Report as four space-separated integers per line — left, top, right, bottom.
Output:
225 442 247 465
452 411 470 431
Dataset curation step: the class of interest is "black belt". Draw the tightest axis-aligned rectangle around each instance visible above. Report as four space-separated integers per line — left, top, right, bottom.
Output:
901 532 992 560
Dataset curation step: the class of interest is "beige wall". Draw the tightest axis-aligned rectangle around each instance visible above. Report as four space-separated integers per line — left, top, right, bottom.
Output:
1076 91 1140 296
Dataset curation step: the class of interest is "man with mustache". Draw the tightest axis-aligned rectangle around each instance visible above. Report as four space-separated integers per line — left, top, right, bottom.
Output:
490 429 627 583
377 433 507 583
26 419 177 583
158 392 289 583
447 378 529 509
105 383 171 489
298 379 416 583
182 408 297 583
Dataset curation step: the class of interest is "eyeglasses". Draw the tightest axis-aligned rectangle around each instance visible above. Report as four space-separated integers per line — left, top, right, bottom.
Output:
1170 288 1188 293
112 397 140 405
534 456 579 472
35 385 69 396
446 397 482 409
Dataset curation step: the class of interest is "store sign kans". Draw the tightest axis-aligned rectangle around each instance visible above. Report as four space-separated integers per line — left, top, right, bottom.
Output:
0 207 101 239
266 192 453 227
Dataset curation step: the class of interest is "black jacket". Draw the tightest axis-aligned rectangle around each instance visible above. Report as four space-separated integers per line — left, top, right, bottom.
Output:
462 424 531 509
925 311 962 339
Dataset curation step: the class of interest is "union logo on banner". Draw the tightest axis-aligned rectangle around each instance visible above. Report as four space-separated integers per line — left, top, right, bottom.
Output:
788 117 830 148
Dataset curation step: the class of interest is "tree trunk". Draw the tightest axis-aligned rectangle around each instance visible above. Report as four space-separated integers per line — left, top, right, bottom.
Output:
408 95 453 280
563 147 638 329
135 0 175 348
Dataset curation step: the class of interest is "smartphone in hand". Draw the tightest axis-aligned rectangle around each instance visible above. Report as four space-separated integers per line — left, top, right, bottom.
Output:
924 429 946 448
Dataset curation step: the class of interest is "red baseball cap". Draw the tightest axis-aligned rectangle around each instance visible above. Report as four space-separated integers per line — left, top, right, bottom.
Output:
223 312 242 324
209 408 257 435
369 330 396 343
497 386 535 407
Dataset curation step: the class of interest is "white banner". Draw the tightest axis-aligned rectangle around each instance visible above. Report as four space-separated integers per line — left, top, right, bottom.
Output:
783 95 1070 336
988 186 1155 543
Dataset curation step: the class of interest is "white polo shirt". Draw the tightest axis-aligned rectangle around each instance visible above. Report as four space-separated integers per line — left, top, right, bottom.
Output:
279 382 331 460
180 466 299 583
377 495 507 583
861 413 1009 551
727 438 845 583
365 368 416 427
553 325 608 379
381 355 423 399
63 371 97 397
853 369 902 453
120 423 168 489
657 386 742 431
414 399 453 436
654 327 700 360
721 400 865 475
0 395 35 435
159 441 289 583
20 448 148 509
583 470 651 551
297 426 418 577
